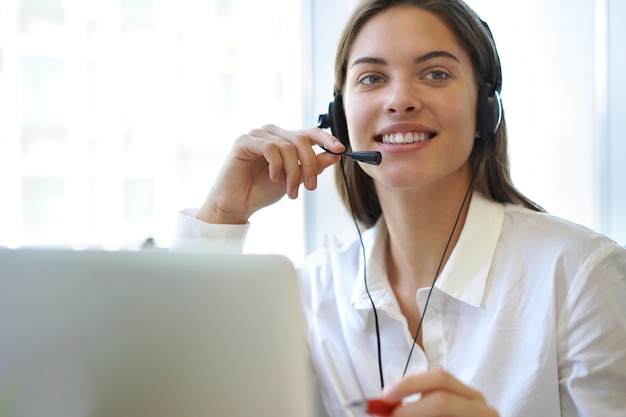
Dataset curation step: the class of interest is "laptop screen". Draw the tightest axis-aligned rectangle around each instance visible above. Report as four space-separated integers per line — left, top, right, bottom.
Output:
0 248 314 417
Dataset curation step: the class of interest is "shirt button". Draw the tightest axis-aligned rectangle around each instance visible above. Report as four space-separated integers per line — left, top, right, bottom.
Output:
425 307 437 318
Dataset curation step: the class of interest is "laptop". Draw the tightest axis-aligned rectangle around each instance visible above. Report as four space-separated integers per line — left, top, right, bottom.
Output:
0 248 314 417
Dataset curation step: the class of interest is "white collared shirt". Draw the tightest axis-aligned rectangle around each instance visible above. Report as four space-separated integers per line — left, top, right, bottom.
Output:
172 194 626 417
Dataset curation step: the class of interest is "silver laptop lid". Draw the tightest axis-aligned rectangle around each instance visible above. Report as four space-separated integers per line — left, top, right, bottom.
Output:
0 248 313 417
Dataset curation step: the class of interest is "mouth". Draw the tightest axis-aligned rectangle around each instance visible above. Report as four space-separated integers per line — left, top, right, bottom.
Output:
376 131 436 144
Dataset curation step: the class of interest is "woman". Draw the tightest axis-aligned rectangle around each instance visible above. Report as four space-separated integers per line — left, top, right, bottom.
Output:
173 1 626 416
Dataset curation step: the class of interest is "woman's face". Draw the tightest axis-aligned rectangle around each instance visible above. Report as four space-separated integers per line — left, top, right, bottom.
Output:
343 6 478 192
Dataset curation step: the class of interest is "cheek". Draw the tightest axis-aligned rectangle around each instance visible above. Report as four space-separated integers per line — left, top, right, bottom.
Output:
343 95 376 146
439 91 478 135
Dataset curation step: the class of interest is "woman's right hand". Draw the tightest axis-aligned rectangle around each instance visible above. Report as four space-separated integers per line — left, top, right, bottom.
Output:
196 124 345 225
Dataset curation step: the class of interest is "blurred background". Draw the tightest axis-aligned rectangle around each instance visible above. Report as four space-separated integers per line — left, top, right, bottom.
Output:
0 0 304 256
0 0 624 264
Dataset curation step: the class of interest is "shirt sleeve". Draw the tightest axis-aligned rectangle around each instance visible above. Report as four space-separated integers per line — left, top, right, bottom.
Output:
169 208 250 253
557 239 626 416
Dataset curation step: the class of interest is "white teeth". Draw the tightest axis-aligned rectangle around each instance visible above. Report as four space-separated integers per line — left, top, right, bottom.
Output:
381 132 430 144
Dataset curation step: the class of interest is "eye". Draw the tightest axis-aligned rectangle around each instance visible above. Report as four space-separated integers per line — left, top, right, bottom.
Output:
424 70 450 81
359 74 384 86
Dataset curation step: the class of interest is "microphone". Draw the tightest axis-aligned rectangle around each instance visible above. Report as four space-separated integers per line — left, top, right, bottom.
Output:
319 146 382 165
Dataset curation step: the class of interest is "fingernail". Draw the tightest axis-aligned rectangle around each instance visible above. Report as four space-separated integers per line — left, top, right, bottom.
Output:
307 176 317 189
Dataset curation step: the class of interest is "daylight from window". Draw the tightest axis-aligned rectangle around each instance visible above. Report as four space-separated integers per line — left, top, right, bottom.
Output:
0 0 304 258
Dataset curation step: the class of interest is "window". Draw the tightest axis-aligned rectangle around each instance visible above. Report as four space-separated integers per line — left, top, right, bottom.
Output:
0 0 305 260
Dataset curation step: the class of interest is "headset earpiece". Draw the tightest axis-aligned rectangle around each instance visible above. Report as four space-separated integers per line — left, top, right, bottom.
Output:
318 93 350 148
476 84 502 142
476 19 503 144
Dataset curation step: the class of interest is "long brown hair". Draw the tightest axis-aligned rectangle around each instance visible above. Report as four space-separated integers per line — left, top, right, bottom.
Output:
333 0 543 228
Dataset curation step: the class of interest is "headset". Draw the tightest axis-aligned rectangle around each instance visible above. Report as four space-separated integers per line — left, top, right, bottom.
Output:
318 20 503 151
318 82 501 153
317 93 350 148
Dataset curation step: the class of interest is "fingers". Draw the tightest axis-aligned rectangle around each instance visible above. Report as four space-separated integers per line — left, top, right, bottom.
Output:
382 369 499 417
198 124 344 225
383 369 479 402
391 392 499 417
240 124 343 198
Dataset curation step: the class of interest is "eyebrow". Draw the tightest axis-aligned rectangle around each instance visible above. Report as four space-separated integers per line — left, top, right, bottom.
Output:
350 50 460 68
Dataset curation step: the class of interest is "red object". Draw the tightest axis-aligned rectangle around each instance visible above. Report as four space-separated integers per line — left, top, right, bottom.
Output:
347 398 401 416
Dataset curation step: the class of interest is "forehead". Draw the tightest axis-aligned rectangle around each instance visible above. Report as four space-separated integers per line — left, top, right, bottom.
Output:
348 6 469 65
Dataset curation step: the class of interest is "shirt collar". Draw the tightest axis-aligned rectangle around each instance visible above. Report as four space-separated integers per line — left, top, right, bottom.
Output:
351 192 504 310
434 192 504 307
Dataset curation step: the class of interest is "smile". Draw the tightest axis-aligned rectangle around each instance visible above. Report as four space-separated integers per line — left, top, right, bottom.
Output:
378 131 435 144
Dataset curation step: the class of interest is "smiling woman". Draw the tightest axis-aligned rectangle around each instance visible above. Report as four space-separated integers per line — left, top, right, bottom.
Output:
172 1 626 417
306 0 626 253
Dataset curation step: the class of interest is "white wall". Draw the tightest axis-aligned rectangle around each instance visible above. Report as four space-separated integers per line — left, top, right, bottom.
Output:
470 0 599 226
304 0 626 253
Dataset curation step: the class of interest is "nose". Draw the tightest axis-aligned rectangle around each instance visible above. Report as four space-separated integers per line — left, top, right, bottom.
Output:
384 80 420 115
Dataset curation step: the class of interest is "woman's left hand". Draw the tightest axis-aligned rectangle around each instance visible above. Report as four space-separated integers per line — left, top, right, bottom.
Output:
381 368 499 417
